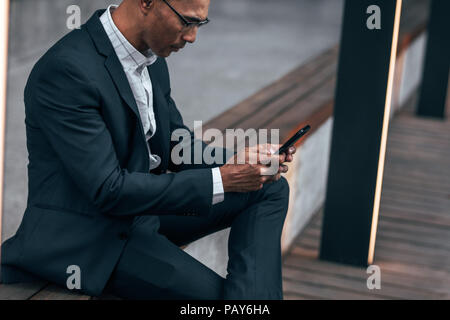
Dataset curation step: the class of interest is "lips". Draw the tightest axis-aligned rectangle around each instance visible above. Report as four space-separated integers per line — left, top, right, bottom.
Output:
171 44 185 50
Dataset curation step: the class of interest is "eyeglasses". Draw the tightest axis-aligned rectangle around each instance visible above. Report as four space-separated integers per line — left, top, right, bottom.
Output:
161 0 210 30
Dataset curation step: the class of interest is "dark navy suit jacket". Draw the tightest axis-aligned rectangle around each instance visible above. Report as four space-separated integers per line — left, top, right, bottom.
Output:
1 10 227 296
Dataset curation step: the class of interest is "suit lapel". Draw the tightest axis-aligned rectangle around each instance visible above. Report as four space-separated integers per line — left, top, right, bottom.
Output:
104 55 142 120
85 10 171 172
86 10 142 121
148 65 170 172
86 10 151 171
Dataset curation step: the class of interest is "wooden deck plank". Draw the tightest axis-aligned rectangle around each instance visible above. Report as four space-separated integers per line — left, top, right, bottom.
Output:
282 89 450 299
302 224 450 253
302 226 450 255
236 61 337 131
309 213 450 241
283 255 450 298
380 192 450 210
283 265 444 300
283 291 322 300
202 46 339 133
295 234 450 272
295 229 450 273
0 282 47 300
282 277 382 300
29 284 91 300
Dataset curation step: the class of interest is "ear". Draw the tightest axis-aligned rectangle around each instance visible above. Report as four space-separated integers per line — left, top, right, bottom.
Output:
139 0 154 14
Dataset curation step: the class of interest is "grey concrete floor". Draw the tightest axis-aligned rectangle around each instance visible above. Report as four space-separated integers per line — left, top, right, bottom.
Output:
2 0 343 241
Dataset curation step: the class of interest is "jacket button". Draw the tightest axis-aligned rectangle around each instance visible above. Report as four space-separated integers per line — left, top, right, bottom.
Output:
118 232 129 240
184 212 197 216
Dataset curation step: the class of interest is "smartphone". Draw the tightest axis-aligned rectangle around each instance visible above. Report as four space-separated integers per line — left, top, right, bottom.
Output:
275 125 311 155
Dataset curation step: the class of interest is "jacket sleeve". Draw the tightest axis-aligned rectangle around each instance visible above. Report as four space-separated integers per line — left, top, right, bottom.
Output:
28 55 214 218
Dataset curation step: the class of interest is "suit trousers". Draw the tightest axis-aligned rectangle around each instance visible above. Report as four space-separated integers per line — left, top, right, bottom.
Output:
103 176 290 300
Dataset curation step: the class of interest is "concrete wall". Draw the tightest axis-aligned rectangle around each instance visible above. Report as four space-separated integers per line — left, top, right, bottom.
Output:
281 118 333 250
398 33 427 108
391 33 427 117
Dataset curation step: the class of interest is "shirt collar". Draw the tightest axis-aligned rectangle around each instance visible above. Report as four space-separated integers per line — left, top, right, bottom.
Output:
100 5 157 72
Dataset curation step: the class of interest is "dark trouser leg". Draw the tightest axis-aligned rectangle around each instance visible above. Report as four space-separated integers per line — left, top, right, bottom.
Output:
104 222 225 300
158 176 290 300
105 177 289 300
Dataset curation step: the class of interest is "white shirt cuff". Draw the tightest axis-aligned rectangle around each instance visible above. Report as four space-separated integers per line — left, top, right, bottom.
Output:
211 167 225 205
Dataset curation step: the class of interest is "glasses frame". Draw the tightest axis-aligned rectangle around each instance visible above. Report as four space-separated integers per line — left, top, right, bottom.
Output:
161 0 210 30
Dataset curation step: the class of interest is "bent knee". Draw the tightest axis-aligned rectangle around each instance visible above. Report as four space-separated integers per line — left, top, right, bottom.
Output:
275 176 290 198
279 176 290 194
265 176 290 201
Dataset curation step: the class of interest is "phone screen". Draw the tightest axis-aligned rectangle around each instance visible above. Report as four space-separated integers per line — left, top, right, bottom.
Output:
276 125 311 155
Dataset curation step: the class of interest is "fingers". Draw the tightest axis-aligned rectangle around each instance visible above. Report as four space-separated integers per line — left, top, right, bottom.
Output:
221 162 289 193
257 152 284 166
286 146 296 157
258 143 281 154
279 164 288 173
260 164 280 177
236 144 294 166
281 146 296 163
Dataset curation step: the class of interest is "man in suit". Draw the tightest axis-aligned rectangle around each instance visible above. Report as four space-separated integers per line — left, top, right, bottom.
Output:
1 0 296 299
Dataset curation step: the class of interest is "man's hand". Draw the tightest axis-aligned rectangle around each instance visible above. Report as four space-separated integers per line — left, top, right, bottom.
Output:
265 144 297 185
219 144 297 193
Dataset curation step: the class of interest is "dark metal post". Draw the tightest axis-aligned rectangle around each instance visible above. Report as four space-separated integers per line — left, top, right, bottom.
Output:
320 0 403 267
417 0 450 119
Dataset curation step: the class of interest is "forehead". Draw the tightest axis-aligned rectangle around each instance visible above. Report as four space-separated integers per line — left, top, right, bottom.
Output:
171 0 210 20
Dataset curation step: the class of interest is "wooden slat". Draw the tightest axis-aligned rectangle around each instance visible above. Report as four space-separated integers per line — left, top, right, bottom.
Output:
295 234 450 273
284 255 450 298
282 84 450 299
236 63 337 130
203 46 339 132
269 79 336 140
283 277 383 300
283 291 321 300
29 284 91 300
303 222 450 253
0 282 47 300
283 265 444 300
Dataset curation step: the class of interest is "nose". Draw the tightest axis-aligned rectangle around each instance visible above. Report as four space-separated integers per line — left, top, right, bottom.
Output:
181 27 198 44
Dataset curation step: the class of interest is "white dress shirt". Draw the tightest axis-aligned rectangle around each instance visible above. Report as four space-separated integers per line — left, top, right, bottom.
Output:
100 5 224 205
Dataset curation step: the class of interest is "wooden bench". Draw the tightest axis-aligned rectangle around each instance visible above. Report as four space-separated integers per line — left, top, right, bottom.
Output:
0 0 430 300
